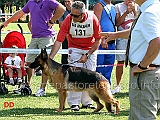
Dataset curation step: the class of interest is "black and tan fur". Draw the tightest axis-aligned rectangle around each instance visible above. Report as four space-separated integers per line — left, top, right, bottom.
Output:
29 48 120 114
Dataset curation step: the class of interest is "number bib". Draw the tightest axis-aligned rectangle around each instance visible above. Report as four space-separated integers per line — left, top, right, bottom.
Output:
69 12 94 38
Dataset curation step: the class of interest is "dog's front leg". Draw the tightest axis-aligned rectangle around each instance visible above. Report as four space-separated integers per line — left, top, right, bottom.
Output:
56 89 67 112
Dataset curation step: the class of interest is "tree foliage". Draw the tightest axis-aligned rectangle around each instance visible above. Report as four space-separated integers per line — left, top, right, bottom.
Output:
0 0 28 8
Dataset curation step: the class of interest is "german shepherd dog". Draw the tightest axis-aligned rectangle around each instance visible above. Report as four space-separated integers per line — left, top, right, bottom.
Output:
29 48 120 114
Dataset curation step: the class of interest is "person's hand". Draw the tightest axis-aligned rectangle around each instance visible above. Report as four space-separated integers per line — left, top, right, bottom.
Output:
100 32 116 43
101 38 108 49
78 54 88 63
126 3 133 14
47 20 54 27
1 21 9 28
131 65 156 76
11 65 16 69
130 2 136 12
127 2 136 14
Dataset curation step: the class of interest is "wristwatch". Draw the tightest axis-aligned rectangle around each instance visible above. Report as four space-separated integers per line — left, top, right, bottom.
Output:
85 53 91 59
49 20 54 24
137 62 148 70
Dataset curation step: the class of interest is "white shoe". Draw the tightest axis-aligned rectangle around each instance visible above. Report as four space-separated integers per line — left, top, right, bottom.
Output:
35 88 46 97
112 86 121 94
9 79 14 85
17 79 22 83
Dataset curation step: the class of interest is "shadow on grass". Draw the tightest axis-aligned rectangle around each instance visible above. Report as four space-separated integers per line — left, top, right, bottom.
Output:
113 92 129 98
0 92 58 98
1 92 128 99
0 107 129 117
157 110 160 115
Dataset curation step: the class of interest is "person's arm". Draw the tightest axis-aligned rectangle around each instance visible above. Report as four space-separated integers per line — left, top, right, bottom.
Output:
27 20 31 32
87 39 101 55
49 41 62 59
78 13 101 63
59 21 63 28
93 3 103 21
1 10 25 27
140 37 160 67
5 62 12 68
4 58 12 68
78 39 101 63
48 3 65 25
20 60 24 68
116 3 135 26
59 19 69 40
132 37 160 76
49 15 70 59
131 2 137 17
100 29 130 42
116 11 129 26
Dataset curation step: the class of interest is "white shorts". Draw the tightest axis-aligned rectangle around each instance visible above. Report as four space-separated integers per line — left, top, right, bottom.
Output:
116 38 127 61
67 47 97 106
68 48 97 71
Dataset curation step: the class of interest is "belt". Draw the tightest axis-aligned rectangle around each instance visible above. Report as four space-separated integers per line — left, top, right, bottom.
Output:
129 62 160 68
108 40 115 44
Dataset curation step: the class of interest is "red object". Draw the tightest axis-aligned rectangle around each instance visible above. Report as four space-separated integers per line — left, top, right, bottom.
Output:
2 31 26 78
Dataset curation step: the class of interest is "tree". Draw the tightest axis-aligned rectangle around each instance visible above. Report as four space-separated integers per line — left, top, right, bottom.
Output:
0 0 28 22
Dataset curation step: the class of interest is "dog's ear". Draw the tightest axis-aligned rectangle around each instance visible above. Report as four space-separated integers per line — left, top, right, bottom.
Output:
41 48 48 60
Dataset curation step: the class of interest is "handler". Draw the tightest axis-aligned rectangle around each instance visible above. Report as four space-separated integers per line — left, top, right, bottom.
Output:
49 1 101 111
101 0 160 119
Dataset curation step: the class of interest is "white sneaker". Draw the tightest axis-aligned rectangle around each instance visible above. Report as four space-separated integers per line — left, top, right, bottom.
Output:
17 79 22 83
35 88 46 97
9 79 14 85
112 86 121 94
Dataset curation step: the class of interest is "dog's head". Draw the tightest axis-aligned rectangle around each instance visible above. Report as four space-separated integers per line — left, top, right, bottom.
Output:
29 48 48 70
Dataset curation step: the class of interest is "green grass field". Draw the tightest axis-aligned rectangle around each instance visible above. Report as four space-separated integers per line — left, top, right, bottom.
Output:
0 23 160 120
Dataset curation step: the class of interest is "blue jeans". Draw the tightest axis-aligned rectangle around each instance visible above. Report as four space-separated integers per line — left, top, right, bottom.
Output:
96 43 115 84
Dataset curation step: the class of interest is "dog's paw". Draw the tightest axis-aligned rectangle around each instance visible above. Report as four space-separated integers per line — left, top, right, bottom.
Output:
115 108 120 114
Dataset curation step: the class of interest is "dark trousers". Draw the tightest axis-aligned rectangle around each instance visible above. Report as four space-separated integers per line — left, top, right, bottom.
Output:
61 38 68 64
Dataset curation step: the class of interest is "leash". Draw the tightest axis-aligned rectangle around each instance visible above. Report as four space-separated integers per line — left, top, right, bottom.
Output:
68 60 79 64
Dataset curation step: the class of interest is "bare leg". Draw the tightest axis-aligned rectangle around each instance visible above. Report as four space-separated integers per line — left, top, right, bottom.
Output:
116 61 124 86
17 69 22 78
26 67 33 85
40 73 48 89
8 68 13 78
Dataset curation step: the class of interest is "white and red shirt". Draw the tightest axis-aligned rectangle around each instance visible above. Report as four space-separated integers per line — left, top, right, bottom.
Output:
57 11 101 50
115 2 139 30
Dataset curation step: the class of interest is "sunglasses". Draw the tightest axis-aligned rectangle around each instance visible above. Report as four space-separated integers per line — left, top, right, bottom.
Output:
70 13 82 18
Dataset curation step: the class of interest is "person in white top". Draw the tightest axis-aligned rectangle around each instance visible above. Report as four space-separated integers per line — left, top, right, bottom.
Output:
112 0 140 94
100 0 160 119
4 45 23 85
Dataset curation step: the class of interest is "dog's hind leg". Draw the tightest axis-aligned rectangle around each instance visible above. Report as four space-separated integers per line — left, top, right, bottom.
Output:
57 89 67 112
88 90 104 112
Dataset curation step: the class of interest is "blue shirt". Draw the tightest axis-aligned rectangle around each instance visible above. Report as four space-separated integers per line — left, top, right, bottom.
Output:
59 8 70 22
129 0 160 65
22 0 59 38
99 0 116 32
